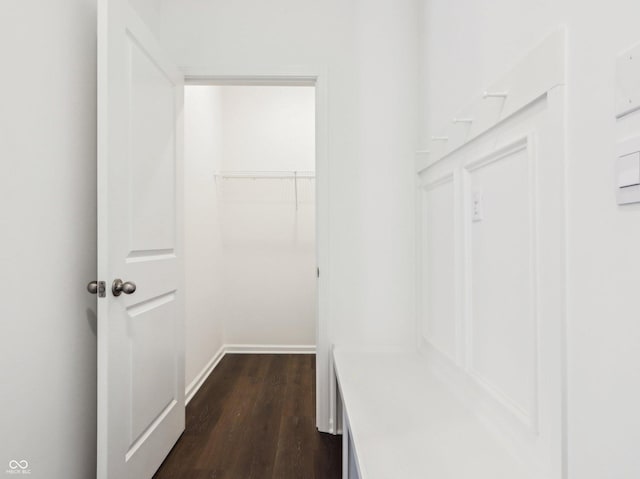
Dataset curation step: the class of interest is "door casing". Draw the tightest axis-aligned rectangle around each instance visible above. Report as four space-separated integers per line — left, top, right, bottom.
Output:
184 70 334 434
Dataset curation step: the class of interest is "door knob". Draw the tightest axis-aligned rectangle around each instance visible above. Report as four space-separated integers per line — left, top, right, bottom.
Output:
87 281 99 294
112 279 137 297
87 281 106 297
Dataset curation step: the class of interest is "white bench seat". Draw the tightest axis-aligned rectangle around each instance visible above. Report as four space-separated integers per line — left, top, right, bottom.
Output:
333 349 536 479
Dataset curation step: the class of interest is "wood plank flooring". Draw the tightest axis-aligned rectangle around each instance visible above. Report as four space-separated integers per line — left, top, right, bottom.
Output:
153 354 342 479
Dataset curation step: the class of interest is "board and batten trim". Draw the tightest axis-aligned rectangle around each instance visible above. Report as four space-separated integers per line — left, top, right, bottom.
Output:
185 344 317 405
416 29 565 477
462 135 530 173
462 133 541 434
421 171 454 191
416 28 565 174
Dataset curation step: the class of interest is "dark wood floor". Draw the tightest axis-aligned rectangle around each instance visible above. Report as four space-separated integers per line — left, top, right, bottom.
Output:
153 354 342 479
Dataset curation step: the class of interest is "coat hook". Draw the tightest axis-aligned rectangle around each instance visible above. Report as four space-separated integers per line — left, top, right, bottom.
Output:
452 118 473 124
431 136 449 141
482 91 508 99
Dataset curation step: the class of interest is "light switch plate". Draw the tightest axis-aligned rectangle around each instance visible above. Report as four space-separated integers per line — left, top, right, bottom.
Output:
617 136 640 205
617 152 640 188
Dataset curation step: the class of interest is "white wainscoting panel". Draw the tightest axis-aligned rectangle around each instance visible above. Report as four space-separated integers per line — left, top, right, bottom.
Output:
416 29 566 479
464 137 538 431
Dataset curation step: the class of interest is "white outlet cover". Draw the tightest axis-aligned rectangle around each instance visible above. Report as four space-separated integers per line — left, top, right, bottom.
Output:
472 190 483 222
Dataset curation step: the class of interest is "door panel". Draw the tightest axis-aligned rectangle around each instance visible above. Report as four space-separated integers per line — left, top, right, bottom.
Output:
128 35 177 253
98 1 184 478
129 295 178 443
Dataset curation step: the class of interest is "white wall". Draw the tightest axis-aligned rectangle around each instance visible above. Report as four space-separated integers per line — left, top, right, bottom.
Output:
218 177 316 346
216 86 317 346
0 0 418 476
160 0 420 431
184 86 226 389
160 0 419 350
0 1 98 478
219 86 315 172
420 1 640 477
184 84 316 386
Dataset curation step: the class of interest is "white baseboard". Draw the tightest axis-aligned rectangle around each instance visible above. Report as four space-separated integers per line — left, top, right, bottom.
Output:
185 345 225 405
224 344 316 355
184 344 316 405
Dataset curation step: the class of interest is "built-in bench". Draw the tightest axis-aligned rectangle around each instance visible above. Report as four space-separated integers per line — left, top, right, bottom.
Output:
333 349 536 479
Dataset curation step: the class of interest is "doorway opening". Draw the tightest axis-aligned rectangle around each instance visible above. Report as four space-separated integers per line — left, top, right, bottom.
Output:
182 76 330 432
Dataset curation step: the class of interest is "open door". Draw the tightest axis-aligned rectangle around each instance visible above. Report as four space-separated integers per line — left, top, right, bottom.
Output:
97 1 185 478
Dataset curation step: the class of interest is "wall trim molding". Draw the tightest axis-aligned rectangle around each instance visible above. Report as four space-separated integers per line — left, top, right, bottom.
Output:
224 344 316 354
420 171 454 191
185 344 317 405
183 67 332 434
185 345 226 405
461 133 540 434
463 135 529 172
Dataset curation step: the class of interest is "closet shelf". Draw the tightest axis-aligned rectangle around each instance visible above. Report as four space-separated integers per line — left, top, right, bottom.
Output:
214 170 315 210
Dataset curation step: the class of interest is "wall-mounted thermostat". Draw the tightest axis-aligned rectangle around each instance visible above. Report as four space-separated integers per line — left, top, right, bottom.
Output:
616 136 640 205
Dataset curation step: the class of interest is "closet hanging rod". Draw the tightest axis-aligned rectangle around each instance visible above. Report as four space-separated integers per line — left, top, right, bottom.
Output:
214 170 315 180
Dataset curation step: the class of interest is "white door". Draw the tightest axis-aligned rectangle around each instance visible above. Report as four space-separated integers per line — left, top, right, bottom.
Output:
97 1 185 478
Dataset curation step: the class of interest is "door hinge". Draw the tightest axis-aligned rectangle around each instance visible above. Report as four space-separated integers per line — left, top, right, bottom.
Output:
317 267 320 278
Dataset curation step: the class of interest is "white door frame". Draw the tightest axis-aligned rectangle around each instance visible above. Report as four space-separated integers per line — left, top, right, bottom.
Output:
184 68 333 433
